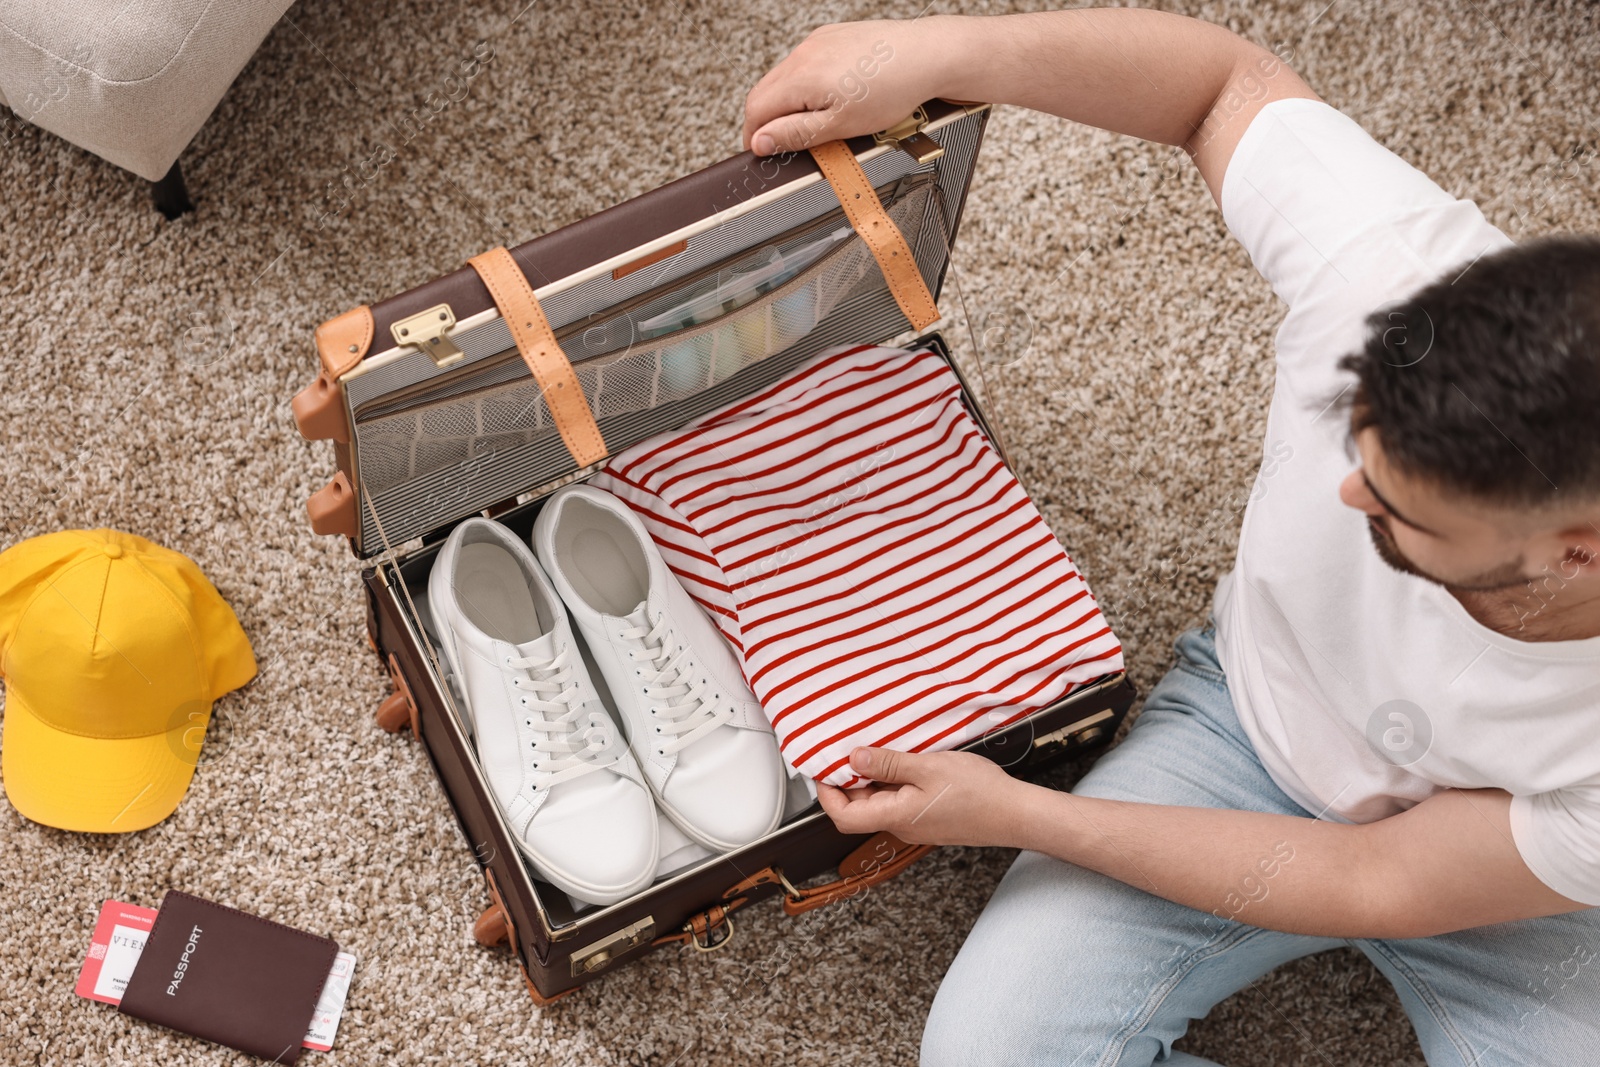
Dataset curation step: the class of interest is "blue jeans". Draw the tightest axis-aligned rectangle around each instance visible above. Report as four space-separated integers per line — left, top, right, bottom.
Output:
922 626 1600 1066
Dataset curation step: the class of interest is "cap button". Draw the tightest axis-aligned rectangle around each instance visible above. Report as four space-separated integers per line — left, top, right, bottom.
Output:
103 542 124 559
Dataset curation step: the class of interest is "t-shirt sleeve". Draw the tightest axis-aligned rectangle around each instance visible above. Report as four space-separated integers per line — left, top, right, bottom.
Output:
1219 98 1512 402
1510 788 1600 906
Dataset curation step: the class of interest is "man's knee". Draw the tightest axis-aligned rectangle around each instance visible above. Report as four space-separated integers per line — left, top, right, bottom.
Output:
918 868 1136 1067
918 852 1255 1067
919 959 1017 1067
920 956 1141 1067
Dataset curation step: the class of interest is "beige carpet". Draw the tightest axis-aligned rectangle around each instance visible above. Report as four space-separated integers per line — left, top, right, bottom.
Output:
2 0 1596 1063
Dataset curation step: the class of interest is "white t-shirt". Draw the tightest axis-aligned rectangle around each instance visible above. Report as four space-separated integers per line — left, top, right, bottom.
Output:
1214 98 1600 905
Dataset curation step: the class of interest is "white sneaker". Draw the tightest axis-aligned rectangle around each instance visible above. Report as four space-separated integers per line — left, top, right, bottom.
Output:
428 518 658 905
532 485 787 852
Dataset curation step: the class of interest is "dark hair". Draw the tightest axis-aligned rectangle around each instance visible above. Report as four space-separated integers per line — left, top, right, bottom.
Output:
1339 235 1600 507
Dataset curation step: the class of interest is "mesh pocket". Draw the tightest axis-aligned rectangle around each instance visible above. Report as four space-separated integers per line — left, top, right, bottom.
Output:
350 184 940 550
353 183 937 534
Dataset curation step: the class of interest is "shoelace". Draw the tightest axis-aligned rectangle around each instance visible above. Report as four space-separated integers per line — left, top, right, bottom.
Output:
622 615 733 758
505 647 613 790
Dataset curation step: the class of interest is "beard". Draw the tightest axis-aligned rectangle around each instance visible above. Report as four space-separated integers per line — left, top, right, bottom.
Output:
1366 517 1530 593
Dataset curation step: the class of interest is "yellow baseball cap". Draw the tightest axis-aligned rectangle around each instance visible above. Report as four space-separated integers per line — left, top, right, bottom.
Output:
0 529 256 833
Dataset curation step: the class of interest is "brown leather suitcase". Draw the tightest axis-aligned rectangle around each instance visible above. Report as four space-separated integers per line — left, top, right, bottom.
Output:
290 98 1136 1003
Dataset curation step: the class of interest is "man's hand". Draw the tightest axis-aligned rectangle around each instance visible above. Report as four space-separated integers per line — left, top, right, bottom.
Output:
816 746 1034 847
743 10 1317 202
819 747 1587 938
742 21 938 156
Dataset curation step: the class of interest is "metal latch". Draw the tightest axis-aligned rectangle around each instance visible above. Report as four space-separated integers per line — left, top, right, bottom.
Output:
570 916 654 977
392 303 465 368
874 106 944 164
1031 708 1116 751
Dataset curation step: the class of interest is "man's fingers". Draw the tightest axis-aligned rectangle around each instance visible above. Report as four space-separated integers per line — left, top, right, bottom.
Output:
820 782 911 834
741 78 789 150
816 782 849 819
749 110 837 155
742 20 926 153
851 745 918 785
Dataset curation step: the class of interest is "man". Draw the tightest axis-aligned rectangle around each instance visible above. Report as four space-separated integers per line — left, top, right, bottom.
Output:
744 9 1600 1065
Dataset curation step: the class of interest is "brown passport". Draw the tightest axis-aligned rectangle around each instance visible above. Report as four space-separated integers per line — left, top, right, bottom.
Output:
118 890 338 1064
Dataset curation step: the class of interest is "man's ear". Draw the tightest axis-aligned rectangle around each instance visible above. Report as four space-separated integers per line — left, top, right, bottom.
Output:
1555 518 1600 572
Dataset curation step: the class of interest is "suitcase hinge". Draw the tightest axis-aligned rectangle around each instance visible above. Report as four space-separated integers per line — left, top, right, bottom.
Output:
874 106 945 164
391 303 466 368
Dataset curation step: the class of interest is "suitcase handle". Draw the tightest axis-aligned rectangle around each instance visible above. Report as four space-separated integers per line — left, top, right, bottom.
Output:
724 832 933 917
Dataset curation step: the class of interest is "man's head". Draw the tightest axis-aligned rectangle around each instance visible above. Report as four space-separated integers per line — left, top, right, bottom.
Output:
1336 235 1600 593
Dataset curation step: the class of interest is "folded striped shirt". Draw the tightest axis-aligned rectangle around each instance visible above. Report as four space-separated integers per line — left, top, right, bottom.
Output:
591 343 1124 787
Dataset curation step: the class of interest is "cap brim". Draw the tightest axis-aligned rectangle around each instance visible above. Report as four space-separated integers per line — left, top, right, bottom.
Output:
1 688 206 833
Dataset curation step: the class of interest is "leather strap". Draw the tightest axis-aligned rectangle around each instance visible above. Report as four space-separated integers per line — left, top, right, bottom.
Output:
781 837 932 916
467 247 607 467
721 833 934 918
652 898 746 950
723 867 786 900
808 140 939 332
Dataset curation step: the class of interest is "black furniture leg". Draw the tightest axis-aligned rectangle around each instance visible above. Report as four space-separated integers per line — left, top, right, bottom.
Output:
151 160 193 219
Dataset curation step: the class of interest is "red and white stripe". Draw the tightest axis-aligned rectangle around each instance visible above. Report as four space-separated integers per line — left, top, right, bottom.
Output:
591 344 1123 787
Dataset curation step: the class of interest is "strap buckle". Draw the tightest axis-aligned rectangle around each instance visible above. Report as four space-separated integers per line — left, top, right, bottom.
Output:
686 910 736 953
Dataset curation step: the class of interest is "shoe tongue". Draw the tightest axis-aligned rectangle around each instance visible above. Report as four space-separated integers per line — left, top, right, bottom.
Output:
620 604 650 629
514 629 560 667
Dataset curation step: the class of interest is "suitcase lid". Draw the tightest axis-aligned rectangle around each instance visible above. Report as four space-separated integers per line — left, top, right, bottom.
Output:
296 100 992 559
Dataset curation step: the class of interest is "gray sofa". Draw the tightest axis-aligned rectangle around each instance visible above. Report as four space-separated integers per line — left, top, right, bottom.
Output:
0 0 295 214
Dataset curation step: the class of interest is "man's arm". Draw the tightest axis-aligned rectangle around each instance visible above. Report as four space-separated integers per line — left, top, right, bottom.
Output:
742 9 1318 203
821 747 1588 938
